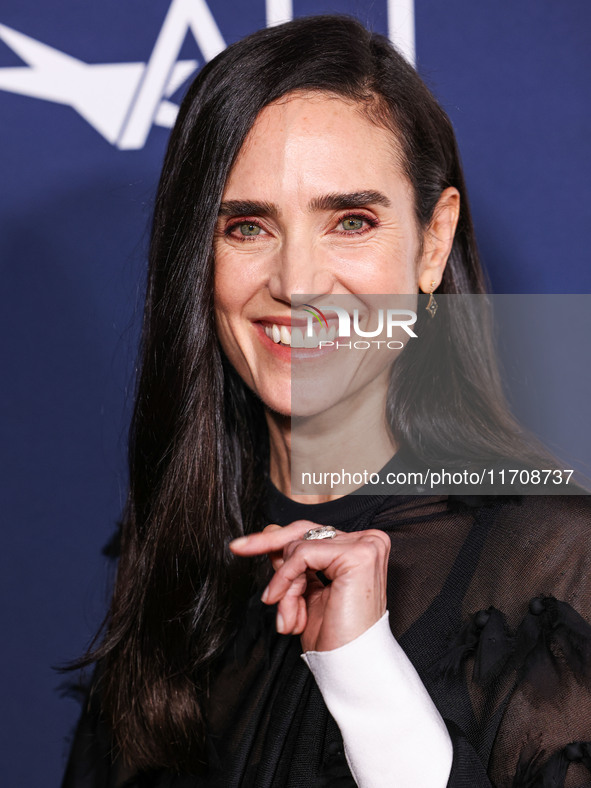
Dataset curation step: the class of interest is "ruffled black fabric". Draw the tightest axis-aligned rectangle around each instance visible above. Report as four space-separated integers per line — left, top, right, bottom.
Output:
513 596 591 698
433 591 591 785
61 492 591 788
435 606 515 685
434 595 591 696
512 741 591 787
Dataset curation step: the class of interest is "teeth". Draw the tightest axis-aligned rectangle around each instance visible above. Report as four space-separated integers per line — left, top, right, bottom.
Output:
280 325 291 345
265 322 293 346
291 327 304 347
263 321 336 347
303 329 319 348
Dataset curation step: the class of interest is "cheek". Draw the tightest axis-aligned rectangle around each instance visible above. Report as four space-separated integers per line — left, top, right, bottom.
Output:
213 254 240 347
213 249 248 322
213 276 242 365
212 256 261 381
331 237 419 294
213 273 235 320
213 244 263 306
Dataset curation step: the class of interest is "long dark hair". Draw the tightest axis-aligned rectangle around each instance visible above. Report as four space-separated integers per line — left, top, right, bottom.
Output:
71 14 539 774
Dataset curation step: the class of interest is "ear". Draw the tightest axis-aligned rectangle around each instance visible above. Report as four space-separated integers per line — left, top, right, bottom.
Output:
418 187 460 293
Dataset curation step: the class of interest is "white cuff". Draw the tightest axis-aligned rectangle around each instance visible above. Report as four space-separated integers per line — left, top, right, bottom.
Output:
301 612 453 788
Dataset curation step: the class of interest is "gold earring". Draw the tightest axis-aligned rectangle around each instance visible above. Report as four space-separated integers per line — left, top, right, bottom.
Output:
425 280 438 318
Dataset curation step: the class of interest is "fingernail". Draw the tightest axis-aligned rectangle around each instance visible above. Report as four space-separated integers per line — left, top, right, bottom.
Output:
261 585 269 603
229 536 248 549
276 612 284 633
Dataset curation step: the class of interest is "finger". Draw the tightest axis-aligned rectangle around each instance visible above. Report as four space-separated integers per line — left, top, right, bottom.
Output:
276 596 293 634
263 541 343 605
265 536 387 606
262 523 283 536
363 529 392 556
293 595 308 635
291 597 307 635
276 574 307 633
229 520 335 556
260 525 287 571
230 523 283 568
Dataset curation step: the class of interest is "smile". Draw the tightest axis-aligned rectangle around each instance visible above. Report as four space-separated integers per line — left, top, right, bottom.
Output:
262 321 339 347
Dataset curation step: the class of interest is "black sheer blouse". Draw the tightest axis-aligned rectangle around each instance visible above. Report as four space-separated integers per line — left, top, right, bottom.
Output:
63 472 591 787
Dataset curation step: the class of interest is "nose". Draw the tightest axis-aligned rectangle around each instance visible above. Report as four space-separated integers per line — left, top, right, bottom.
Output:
267 236 335 305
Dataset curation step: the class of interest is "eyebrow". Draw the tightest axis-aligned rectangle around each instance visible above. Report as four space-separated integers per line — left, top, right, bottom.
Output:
309 191 391 211
218 199 278 218
218 190 391 218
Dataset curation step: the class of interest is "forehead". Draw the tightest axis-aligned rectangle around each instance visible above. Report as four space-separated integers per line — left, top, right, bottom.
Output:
223 91 411 204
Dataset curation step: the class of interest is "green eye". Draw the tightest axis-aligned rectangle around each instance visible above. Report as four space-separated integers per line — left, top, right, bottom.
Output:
341 217 364 231
239 223 261 236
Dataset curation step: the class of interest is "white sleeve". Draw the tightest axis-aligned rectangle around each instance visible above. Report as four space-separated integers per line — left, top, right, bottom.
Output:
300 611 453 788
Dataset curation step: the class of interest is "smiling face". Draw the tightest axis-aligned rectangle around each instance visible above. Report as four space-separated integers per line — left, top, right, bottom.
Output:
213 91 458 416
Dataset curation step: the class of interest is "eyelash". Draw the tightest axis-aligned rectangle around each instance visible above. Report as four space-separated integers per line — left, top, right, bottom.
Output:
224 212 379 241
334 213 379 235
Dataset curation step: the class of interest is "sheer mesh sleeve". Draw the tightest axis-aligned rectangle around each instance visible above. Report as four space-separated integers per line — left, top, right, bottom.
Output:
370 494 591 788
469 496 591 788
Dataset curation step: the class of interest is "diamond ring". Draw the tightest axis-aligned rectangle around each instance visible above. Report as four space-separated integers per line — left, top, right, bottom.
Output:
303 525 337 541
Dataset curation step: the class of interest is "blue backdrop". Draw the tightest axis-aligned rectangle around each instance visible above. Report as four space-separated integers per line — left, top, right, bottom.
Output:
1 1 589 784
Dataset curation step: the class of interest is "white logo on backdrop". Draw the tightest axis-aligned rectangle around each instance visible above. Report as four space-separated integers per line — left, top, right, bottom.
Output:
0 0 414 150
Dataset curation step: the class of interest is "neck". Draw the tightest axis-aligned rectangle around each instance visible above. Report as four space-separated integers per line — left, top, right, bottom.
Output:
266 368 396 504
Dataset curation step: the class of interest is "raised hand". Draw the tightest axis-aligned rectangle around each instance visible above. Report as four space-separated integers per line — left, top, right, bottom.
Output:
229 520 390 652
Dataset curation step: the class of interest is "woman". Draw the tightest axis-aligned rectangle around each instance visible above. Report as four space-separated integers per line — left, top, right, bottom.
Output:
62 15 591 788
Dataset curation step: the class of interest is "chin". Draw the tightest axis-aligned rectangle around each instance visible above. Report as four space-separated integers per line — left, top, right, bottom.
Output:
254 382 292 419
250 378 348 420
262 400 293 420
